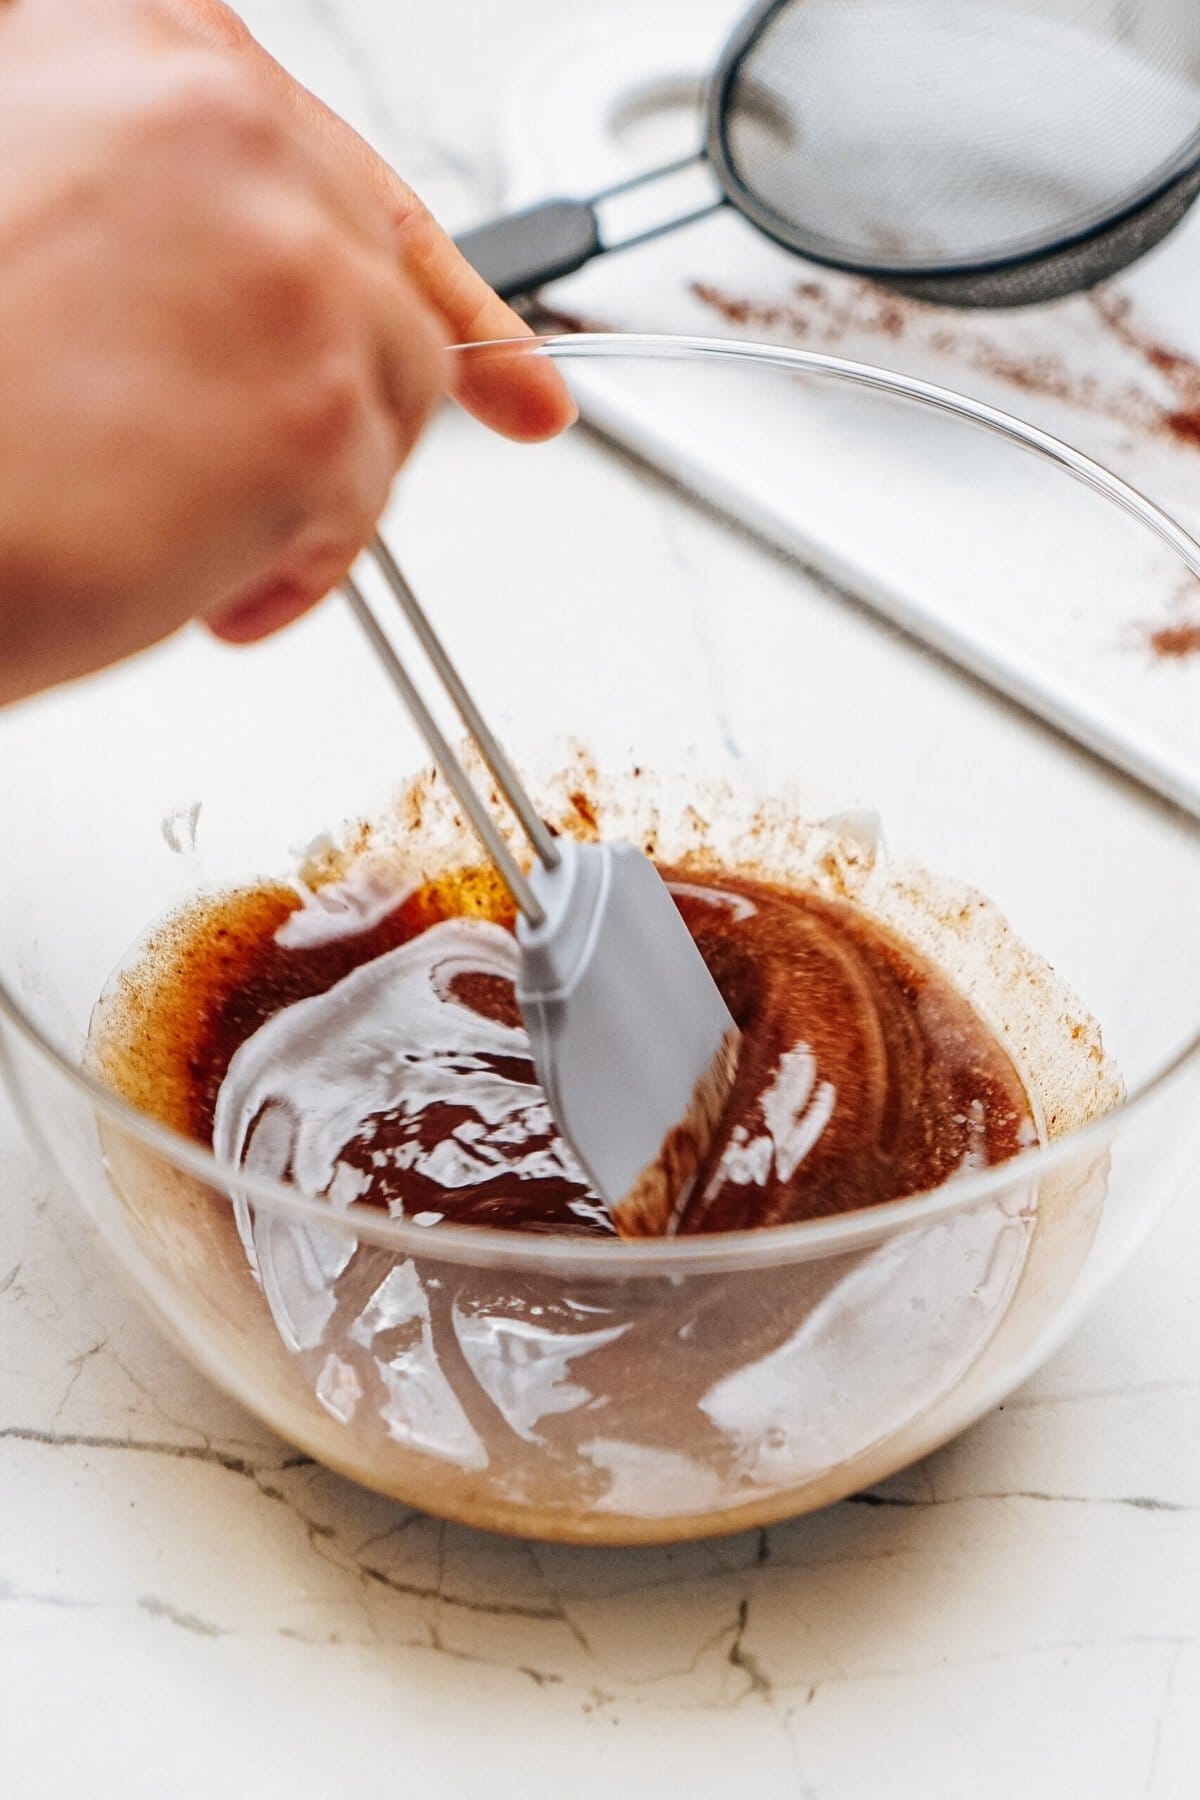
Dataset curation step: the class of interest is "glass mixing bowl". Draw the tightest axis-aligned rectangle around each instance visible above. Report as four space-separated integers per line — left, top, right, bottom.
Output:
1 336 1198 1544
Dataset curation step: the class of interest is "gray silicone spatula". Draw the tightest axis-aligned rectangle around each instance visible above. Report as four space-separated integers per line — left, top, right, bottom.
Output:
343 536 739 1236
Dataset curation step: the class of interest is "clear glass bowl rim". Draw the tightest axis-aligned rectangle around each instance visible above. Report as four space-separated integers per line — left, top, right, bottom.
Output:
3 331 1199 1276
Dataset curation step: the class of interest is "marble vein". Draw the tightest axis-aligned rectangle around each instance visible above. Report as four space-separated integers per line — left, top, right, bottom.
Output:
658 505 745 761
299 0 485 197
0 1424 314 1481
50 1338 108 1425
137 1596 225 1638
726 1596 771 1701
847 1487 1197 1513
1141 1640 1186 1800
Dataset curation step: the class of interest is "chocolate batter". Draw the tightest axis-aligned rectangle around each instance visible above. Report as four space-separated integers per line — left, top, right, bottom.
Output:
107 861 1035 1237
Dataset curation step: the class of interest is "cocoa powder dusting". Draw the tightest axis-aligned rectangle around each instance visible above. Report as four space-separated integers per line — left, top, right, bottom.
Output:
567 788 600 836
533 265 1200 477
688 276 1200 453
534 259 1200 458
1149 620 1200 660
1165 411 1200 446
1090 291 1200 444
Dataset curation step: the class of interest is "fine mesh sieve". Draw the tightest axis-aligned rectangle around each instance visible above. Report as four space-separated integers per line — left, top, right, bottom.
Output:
457 0 1200 307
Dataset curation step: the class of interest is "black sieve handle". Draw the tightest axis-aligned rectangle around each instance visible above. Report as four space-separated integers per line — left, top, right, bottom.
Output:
456 157 718 300
456 200 603 301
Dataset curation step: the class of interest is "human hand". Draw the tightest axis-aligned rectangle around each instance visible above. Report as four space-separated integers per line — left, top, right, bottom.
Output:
155 0 575 449
0 0 573 703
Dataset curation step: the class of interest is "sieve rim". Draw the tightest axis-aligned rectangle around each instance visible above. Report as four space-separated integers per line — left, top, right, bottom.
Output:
704 0 1200 283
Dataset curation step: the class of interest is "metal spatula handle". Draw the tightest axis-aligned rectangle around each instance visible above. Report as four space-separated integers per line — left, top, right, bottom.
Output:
342 537 558 928
343 536 740 1222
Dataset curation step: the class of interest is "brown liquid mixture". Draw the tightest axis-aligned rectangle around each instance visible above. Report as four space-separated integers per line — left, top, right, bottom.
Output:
108 863 1035 1236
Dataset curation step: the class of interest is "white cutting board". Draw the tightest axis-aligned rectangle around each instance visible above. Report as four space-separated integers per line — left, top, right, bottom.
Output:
494 2 1200 816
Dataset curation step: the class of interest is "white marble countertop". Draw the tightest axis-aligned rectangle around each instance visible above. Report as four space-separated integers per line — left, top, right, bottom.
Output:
2 2 1199 1795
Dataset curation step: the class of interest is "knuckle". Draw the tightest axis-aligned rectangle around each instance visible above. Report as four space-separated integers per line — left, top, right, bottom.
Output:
138 53 284 162
160 0 257 57
277 361 368 468
241 211 330 332
389 185 441 265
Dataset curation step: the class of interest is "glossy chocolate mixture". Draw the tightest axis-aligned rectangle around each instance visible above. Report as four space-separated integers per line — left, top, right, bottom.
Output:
105 863 1035 1237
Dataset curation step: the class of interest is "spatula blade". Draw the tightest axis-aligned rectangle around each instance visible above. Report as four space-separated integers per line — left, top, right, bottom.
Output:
516 840 738 1233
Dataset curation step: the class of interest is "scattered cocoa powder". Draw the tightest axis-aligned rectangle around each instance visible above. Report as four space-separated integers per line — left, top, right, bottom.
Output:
1148 620 1200 660
687 276 1197 445
567 788 600 835
1165 411 1200 446
537 272 1200 460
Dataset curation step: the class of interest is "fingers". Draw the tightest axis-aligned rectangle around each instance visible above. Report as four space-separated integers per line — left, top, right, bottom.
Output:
81 0 578 439
284 87 577 440
369 249 453 460
205 572 316 645
160 0 577 440
386 182 577 441
206 263 449 647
